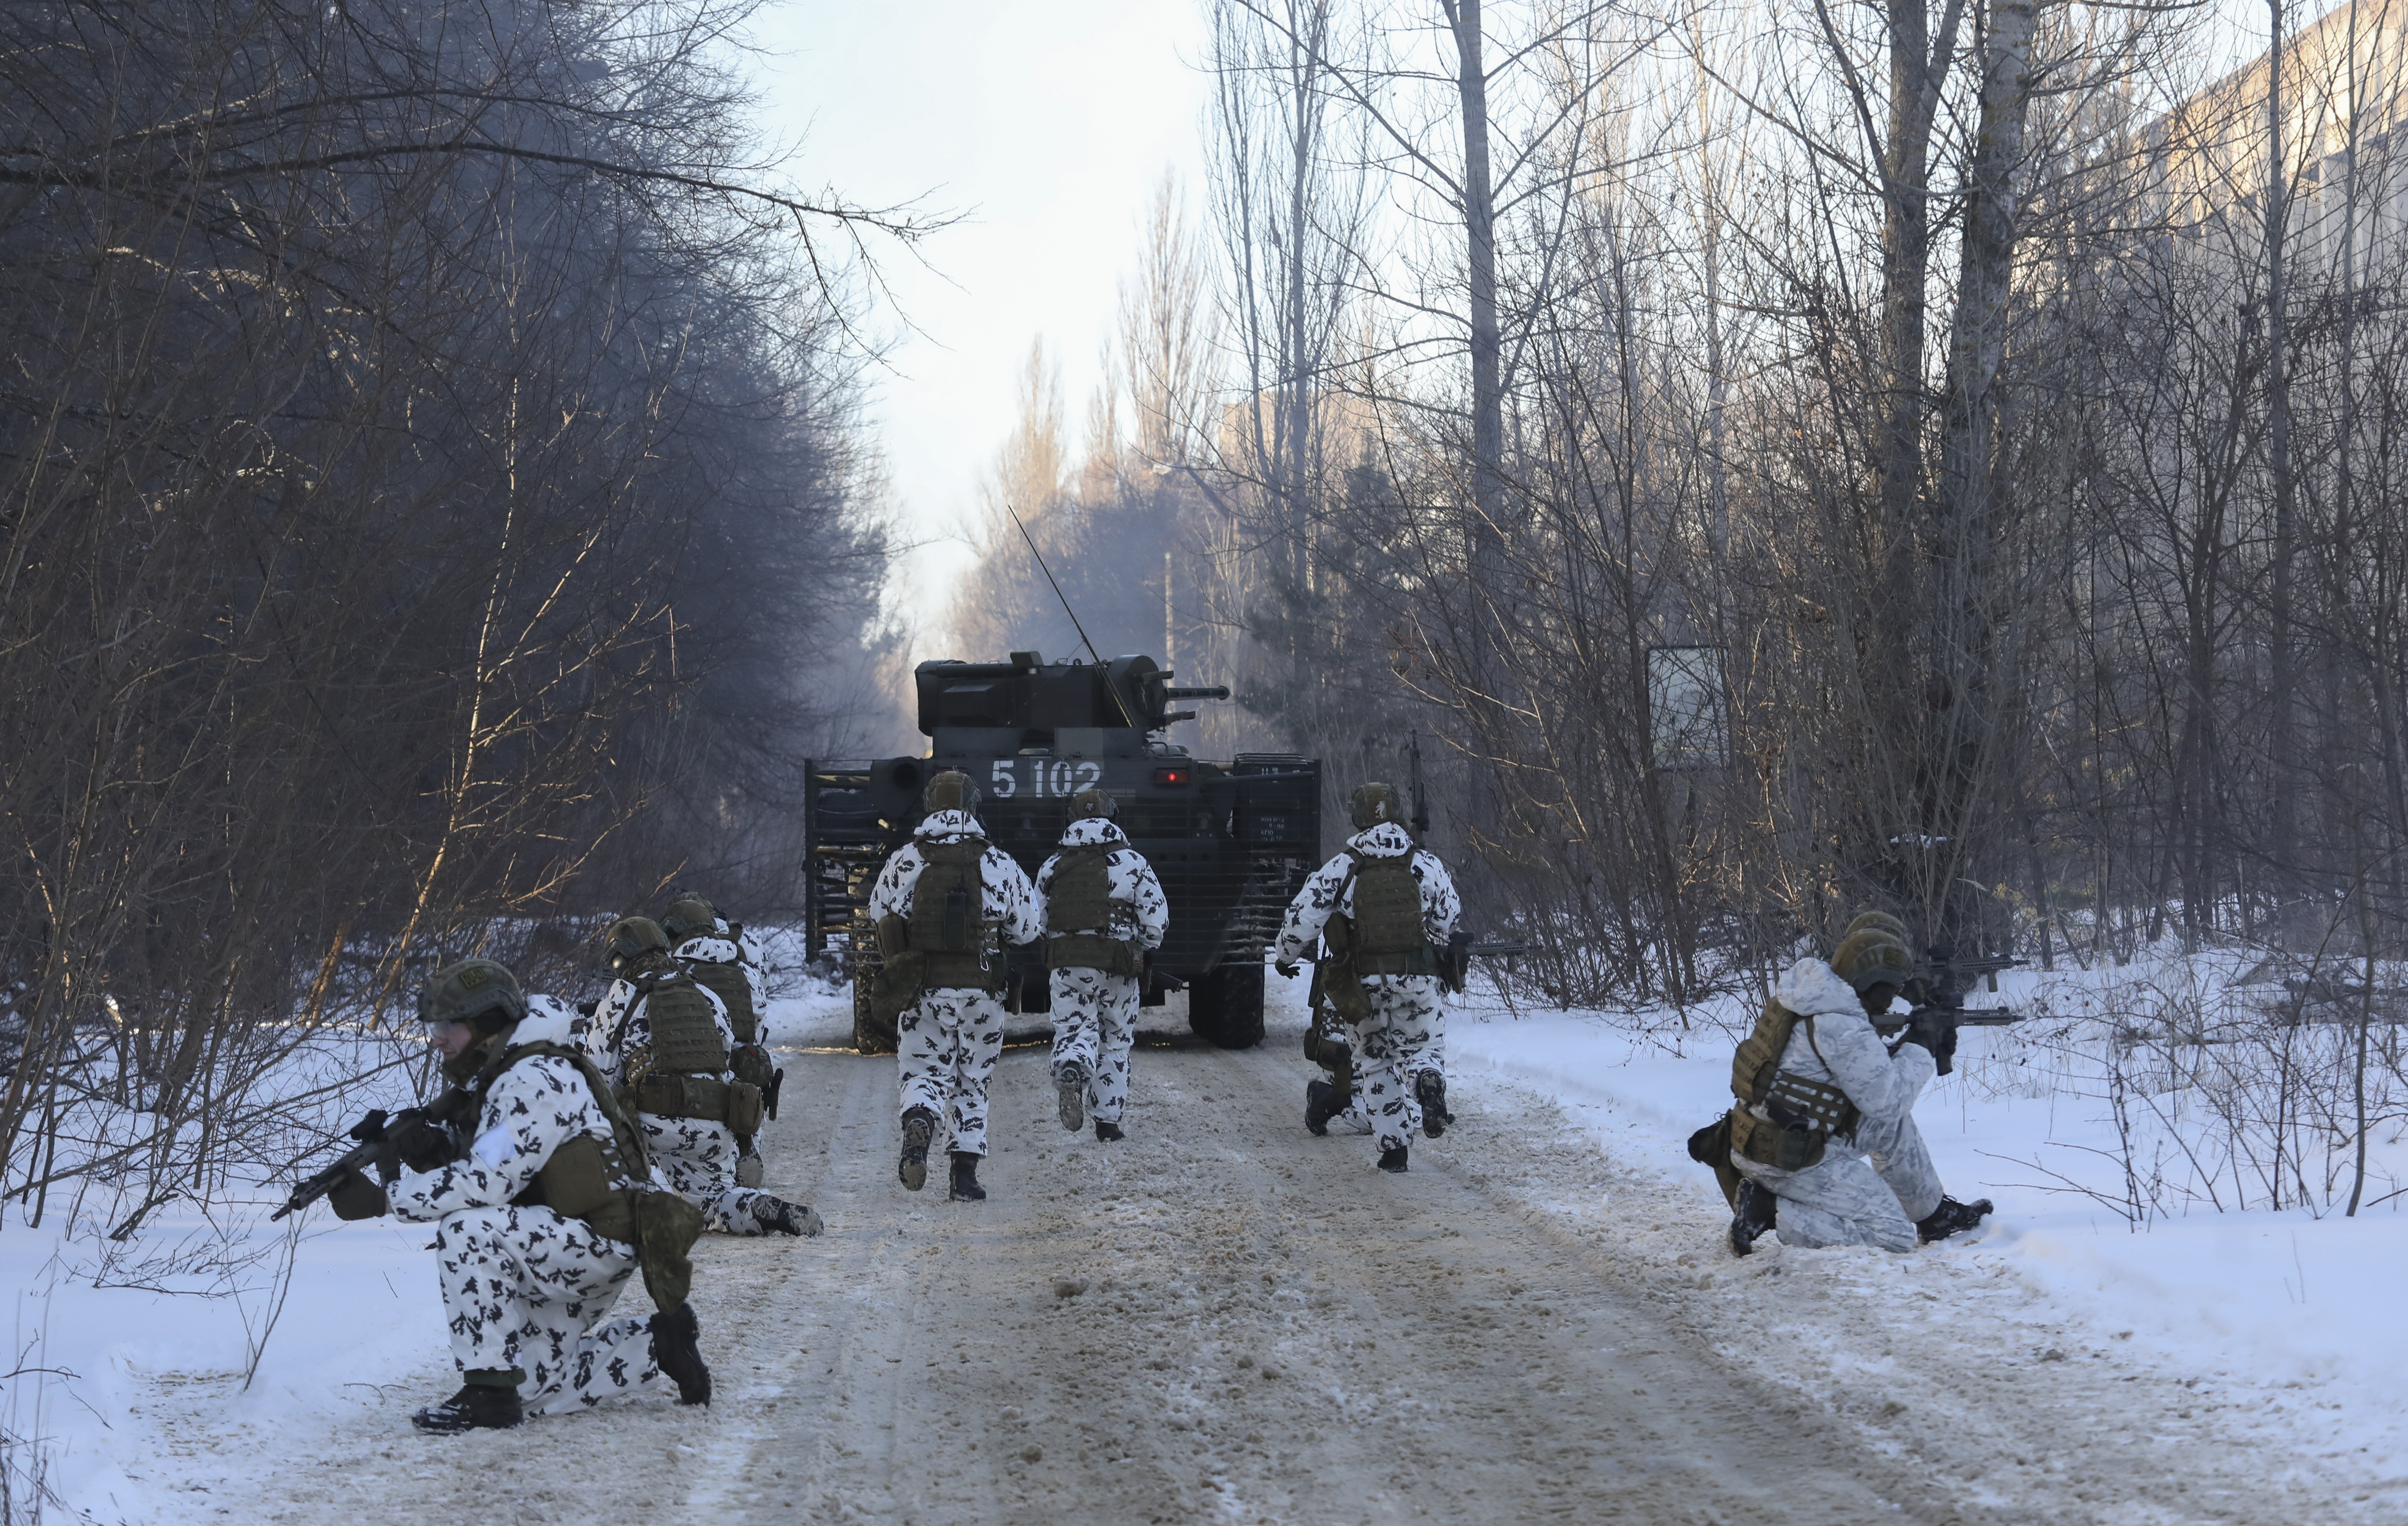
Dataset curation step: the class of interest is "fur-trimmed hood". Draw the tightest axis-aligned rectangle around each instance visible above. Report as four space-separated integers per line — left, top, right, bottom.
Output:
1058 816 1130 849
914 808 986 843
1775 956 1863 1019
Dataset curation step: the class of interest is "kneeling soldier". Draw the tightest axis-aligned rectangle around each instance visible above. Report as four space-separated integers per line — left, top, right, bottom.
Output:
594 916 822 1238
866 770 1043 1200
1720 928 1992 1255
1034 786 1168 1139
385 959 713 1431
662 891 781 1188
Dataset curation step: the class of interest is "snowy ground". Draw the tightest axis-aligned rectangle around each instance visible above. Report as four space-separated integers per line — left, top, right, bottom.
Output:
3 958 2403 1523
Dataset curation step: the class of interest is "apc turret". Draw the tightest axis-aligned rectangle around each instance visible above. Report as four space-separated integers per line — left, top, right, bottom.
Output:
804 652 1320 1051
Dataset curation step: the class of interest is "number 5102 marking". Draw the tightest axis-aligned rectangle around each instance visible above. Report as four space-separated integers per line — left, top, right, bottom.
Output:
989 759 1103 799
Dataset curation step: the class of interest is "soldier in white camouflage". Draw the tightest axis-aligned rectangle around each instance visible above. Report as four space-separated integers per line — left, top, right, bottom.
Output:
1720 927 1993 1255
1274 782 1462 1173
1033 786 1168 1140
865 770 1043 1201
661 890 780 1188
590 916 822 1237
373 959 713 1432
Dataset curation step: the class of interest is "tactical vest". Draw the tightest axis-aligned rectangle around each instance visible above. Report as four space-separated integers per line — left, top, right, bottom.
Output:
684 956 759 1044
629 970 730 1075
1046 844 1139 975
1329 850 1435 977
1726 997 1861 1171
474 1041 646 1242
909 839 1004 991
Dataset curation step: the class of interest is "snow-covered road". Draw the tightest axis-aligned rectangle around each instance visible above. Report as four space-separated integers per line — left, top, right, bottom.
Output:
116 1023 2388 1526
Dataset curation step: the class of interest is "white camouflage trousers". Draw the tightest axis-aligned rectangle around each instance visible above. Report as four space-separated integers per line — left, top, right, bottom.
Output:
898 987 1007 1157
1736 1107 1945 1253
1348 974 1444 1154
433 1204 661 1416
641 1114 773 1236
1048 968 1137 1124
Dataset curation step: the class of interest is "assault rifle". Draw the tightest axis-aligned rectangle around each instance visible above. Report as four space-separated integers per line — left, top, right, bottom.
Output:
272 1095 471 1221
1915 949 2025 1026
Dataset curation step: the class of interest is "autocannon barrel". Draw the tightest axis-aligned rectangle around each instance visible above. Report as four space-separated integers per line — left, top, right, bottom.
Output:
1164 685 1231 701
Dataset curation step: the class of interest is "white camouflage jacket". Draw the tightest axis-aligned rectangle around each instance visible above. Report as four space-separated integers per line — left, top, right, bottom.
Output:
865 809 1045 953
1274 823 1462 964
1034 817 1170 950
387 1045 629 1224
1765 957 1935 1132
674 933 771 1047
585 968 734 1088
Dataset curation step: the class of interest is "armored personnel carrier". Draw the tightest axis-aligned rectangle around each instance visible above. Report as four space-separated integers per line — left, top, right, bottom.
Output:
803 652 1320 1053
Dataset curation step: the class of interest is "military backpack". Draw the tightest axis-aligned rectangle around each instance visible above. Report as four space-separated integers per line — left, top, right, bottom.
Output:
1321 848 1435 1020
1045 844 1140 976
684 954 778 1100
906 839 1004 992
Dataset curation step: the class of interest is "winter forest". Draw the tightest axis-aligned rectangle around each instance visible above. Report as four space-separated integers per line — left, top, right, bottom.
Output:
8 0 2408 1509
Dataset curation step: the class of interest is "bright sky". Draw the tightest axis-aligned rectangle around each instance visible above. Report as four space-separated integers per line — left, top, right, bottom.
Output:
745 1 1215 659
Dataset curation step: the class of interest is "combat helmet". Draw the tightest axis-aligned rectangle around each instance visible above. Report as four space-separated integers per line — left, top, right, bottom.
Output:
661 890 719 944
1831 929 1915 1004
922 769 982 816
1069 785 1117 821
1841 910 1912 947
604 915 673 974
1349 782 1404 831
416 958 528 1037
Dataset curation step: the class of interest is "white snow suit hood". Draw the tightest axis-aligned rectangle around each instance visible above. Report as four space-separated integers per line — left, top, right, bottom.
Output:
513 993 584 1050
675 934 743 964
914 808 985 843
1057 816 1130 849
1346 822 1417 859
1773 957 1863 1021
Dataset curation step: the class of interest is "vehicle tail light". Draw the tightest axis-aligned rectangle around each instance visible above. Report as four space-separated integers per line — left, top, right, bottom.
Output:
1153 767 1190 786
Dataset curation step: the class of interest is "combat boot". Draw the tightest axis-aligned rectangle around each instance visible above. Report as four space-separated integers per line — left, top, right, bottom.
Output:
1094 1120 1124 1142
1377 1144 1409 1174
1728 1178 1778 1257
749 1196 824 1237
948 1150 987 1202
898 1106 936 1192
650 1302 712 1406
1055 1059 1088 1131
1916 1195 1993 1244
1415 1070 1451 1138
410 1380 524 1433
1305 1079 1343 1136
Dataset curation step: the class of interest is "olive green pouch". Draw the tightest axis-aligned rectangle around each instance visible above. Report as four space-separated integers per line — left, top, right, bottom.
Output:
726 1081 765 1138
634 1188 707 1311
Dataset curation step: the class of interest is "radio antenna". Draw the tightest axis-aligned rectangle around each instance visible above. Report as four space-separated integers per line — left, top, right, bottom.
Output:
1006 502 1133 725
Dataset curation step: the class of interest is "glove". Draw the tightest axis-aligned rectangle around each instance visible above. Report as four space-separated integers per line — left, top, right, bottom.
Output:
1903 1007 1960 1077
387 1112 461 1177
1274 958 1300 979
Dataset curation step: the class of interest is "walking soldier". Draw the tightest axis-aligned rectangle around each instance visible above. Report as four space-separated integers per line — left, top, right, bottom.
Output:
1033 786 1168 1140
865 769 1043 1201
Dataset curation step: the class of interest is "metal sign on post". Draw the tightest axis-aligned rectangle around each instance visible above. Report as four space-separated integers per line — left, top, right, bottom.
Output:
1647 645 1729 770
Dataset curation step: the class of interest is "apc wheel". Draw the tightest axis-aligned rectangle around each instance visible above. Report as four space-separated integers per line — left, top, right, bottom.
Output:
1188 959 1265 1050
851 950 898 1056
